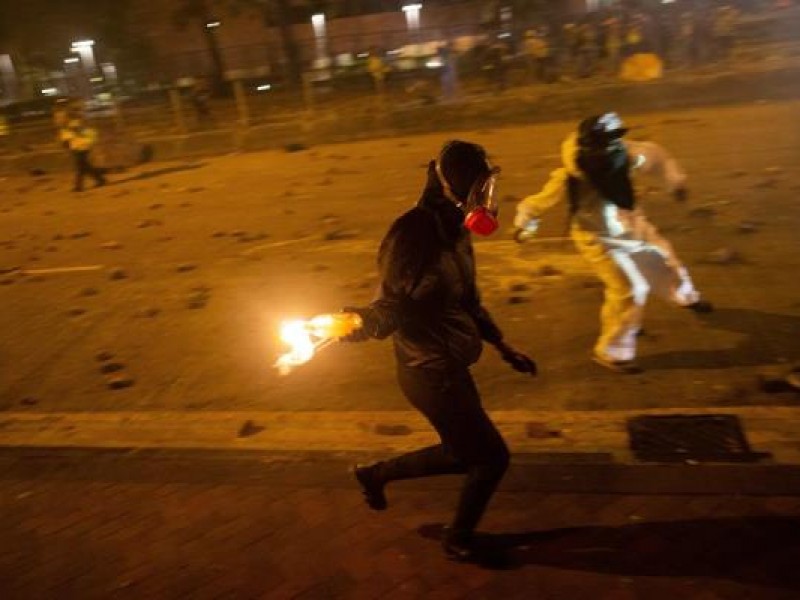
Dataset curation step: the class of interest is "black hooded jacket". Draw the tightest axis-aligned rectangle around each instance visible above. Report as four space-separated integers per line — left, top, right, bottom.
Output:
356 171 504 370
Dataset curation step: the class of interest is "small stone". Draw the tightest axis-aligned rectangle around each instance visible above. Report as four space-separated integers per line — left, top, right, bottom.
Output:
508 296 530 305
67 307 87 317
737 221 758 234
536 264 563 276
324 229 360 241
137 219 161 228
109 268 128 280
186 294 208 309
238 420 265 438
230 230 246 237
176 263 197 273
149 203 163 210
19 397 38 406
70 231 92 239
100 362 125 374
79 287 99 297
212 231 227 238
101 241 122 250
509 283 530 292
134 308 160 318
284 143 308 153
752 179 778 190
95 351 115 362
705 248 741 265
525 422 562 439
374 424 412 436
688 206 716 218
106 376 134 390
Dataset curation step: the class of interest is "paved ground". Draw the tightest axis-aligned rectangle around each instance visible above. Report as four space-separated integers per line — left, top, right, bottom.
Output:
0 449 798 599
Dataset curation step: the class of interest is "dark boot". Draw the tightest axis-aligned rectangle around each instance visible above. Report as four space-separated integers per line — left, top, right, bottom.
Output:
442 528 511 568
353 463 387 511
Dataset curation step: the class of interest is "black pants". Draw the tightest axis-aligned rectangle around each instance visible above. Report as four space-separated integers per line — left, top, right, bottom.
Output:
375 365 510 536
73 150 105 191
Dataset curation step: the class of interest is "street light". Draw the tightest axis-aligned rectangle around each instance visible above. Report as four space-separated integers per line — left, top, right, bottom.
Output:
70 39 97 74
206 21 221 28
402 4 422 34
311 13 329 67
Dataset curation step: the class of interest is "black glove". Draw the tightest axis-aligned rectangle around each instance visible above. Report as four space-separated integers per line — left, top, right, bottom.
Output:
339 307 371 343
673 187 688 203
496 342 537 376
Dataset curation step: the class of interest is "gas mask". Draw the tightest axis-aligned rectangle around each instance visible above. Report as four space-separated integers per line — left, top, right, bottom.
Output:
434 153 501 236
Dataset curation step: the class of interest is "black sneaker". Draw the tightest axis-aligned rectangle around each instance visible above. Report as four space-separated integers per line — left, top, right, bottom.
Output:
684 300 714 313
353 463 387 511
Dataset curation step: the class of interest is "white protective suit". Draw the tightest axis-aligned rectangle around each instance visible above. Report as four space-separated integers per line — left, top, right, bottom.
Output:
515 133 702 363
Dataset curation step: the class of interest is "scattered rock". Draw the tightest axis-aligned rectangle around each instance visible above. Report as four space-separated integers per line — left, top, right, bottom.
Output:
149 203 163 210
230 230 246 238
67 307 87 317
525 422 562 439
79 287 99 297
19 397 38 406
508 296 530 305
737 221 759 234
535 264 563 277
109 268 128 280
374 424 412 436
176 263 197 273
211 231 227 238
69 231 92 239
95 351 114 362
136 219 162 228
324 229 360 241
688 206 716 218
100 362 125 374
752 178 778 190
238 420 265 438
106 375 135 390
134 308 160 318
284 143 308 153
509 283 530 292
101 241 122 250
704 248 742 265
29 168 47 177
186 289 210 309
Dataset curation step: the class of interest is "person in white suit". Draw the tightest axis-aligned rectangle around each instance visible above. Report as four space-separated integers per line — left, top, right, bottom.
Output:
515 112 712 373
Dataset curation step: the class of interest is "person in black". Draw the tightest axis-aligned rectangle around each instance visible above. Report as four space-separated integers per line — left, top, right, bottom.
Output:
344 140 537 563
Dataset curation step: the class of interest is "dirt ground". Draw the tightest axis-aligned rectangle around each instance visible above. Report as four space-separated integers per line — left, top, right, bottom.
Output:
1 100 799 415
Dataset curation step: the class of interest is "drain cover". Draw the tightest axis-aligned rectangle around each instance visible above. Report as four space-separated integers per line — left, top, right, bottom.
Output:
627 414 769 463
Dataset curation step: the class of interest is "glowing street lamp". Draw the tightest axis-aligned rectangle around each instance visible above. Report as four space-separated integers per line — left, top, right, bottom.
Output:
311 13 329 66
206 21 221 28
402 4 423 34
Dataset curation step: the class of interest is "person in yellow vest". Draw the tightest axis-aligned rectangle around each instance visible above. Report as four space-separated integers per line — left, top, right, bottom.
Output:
60 117 106 192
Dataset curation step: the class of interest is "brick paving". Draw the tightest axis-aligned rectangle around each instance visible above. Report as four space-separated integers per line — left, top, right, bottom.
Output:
0 451 799 599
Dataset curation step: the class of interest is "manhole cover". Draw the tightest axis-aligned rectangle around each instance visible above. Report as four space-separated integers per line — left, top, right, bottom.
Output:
627 414 769 463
